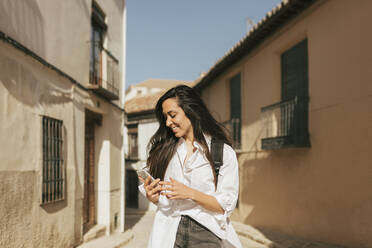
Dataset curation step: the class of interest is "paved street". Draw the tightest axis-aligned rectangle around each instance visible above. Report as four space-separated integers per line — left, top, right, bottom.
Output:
79 208 347 248
120 209 347 248
121 209 155 248
120 209 262 248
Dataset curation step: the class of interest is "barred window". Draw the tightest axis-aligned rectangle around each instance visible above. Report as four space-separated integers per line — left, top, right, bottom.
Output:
42 116 65 204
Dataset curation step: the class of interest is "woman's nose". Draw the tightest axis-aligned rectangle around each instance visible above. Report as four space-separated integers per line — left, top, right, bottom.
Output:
165 117 172 127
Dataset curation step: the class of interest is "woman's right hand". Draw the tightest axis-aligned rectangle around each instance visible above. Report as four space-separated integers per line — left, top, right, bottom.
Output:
140 176 161 204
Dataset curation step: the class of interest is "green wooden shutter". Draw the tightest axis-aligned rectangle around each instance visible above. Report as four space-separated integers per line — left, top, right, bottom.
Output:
281 39 308 100
230 74 241 119
230 74 241 147
281 39 310 146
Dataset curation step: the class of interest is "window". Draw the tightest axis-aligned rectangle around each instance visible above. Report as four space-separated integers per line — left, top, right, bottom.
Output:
261 39 310 149
89 2 120 100
90 2 106 86
42 116 65 204
127 125 138 159
224 73 241 150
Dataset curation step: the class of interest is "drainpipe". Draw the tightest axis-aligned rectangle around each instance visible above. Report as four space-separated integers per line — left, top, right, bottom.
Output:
120 0 127 233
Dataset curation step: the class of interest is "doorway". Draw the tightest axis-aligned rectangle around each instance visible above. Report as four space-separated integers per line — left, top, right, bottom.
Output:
83 110 102 233
126 169 138 208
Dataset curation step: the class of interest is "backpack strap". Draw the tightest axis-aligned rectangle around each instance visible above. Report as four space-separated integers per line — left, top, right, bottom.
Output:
211 137 224 185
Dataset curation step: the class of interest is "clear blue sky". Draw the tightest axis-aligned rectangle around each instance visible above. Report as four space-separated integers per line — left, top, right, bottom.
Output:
126 0 282 88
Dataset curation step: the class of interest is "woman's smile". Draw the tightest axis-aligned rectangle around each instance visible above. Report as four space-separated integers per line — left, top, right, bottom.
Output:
162 98 193 140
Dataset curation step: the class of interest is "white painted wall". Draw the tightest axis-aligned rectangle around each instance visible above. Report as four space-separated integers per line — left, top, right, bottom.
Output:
137 121 159 211
138 121 159 160
125 120 159 211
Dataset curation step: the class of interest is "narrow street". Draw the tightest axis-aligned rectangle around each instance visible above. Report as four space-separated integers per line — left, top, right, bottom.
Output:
120 209 155 248
119 209 345 248
2 1 371 247
120 209 264 248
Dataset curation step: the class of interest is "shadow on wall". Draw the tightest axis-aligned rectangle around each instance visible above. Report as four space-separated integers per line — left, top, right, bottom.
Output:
0 54 73 109
240 148 312 223
237 116 372 247
0 0 45 57
0 55 85 245
254 226 348 248
73 102 85 245
238 122 313 230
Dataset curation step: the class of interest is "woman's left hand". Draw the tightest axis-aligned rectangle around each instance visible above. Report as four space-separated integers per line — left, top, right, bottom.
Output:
159 177 194 200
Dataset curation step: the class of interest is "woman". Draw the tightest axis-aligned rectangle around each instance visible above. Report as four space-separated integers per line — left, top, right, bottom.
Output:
139 85 242 248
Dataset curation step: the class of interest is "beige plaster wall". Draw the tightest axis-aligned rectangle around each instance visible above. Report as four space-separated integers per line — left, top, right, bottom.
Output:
94 103 124 232
0 40 82 247
0 0 91 84
201 0 372 247
0 0 125 96
0 0 125 241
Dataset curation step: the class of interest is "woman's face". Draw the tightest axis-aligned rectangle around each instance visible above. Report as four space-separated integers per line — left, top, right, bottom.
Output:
162 98 193 140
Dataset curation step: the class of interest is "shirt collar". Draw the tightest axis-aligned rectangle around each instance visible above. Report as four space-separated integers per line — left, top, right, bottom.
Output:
177 134 212 153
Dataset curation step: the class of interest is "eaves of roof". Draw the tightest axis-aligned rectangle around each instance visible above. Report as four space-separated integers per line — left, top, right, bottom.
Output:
194 0 319 91
124 90 166 114
126 109 156 125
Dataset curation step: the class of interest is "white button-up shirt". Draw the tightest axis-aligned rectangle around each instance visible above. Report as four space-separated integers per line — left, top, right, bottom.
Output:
139 136 242 248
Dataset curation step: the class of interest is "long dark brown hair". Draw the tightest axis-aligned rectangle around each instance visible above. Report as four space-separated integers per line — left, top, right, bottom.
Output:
146 85 231 187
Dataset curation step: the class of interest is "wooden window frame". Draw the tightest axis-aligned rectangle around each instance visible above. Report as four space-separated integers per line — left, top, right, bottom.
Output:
90 2 106 86
127 125 139 160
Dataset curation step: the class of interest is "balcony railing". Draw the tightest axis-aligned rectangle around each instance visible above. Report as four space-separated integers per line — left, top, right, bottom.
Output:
261 97 310 149
223 118 241 150
89 43 120 100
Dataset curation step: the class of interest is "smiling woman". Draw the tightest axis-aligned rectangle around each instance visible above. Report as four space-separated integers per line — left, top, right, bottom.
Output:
162 98 193 140
138 85 242 248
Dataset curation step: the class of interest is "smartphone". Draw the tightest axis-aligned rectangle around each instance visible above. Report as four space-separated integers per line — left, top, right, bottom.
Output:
136 169 154 182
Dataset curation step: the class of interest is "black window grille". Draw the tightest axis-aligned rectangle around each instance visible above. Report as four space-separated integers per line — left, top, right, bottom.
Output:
261 97 297 149
42 116 64 204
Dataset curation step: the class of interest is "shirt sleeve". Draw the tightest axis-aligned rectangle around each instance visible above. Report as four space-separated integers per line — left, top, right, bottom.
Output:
138 183 147 197
211 144 239 222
